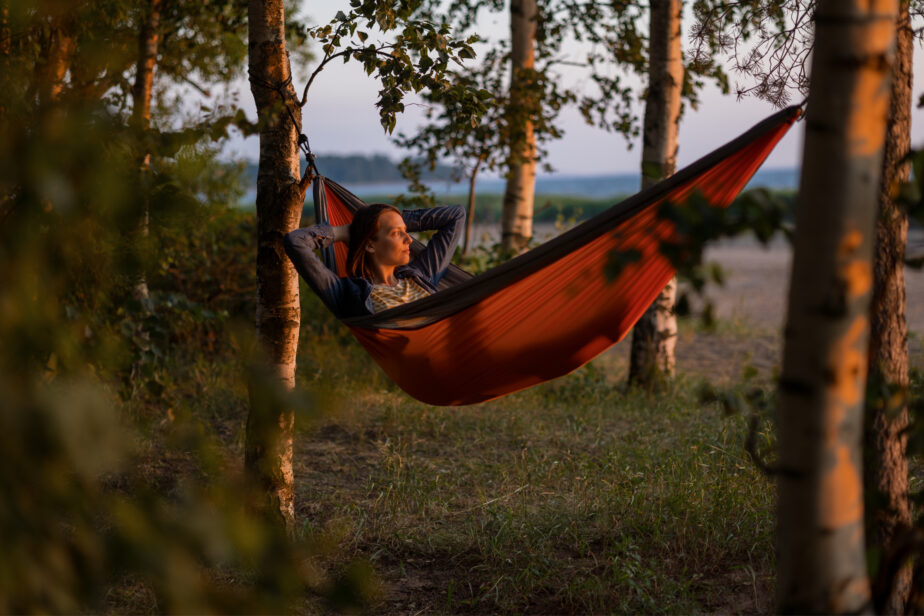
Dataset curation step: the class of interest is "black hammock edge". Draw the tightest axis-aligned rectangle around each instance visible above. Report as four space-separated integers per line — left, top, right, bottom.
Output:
313 104 801 331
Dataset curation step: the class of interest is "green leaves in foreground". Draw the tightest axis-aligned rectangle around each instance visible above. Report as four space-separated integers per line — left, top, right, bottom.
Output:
0 367 383 613
0 55 376 612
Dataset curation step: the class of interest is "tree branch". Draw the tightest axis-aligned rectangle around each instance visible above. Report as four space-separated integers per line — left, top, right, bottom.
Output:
299 46 396 107
177 73 210 96
298 20 351 106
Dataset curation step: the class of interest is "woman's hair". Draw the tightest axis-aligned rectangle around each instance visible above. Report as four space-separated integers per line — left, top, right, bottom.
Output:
346 203 402 280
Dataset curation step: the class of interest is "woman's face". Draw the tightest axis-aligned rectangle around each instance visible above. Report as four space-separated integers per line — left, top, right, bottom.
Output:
366 210 411 267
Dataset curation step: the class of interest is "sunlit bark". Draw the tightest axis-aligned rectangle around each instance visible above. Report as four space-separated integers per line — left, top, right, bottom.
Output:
30 12 76 105
777 0 899 611
245 0 303 534
130 0 163 302
0 1 9 120
866 2 913 613
0 2 9 57
131 0 161 132
628 0 682 388
500 0 537 254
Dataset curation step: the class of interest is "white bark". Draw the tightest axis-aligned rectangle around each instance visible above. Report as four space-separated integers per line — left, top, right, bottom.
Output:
628 0 683 387
500 0 538 254
777 0 899 611
245 0 303 533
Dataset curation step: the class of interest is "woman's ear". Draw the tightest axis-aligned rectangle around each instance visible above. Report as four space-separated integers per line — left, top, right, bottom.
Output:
364 242 375 255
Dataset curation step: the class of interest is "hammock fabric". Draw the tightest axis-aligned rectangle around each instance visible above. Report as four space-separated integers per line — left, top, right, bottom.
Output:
310 106 801 406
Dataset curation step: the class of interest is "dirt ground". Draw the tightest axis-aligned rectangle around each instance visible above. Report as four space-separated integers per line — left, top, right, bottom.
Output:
601 235 924 382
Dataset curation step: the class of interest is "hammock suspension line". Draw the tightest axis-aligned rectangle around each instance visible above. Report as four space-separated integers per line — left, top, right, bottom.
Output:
247 71 320 179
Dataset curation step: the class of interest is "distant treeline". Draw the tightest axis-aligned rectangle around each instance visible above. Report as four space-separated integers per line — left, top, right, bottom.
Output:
351 189 798 225
244 153 457 184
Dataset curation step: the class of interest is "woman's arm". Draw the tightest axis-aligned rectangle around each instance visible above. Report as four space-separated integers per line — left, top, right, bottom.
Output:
283 223 351 314
402 205 466 285
331 224 350 244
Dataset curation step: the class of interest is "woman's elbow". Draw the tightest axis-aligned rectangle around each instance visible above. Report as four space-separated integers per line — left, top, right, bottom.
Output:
447 204 466 229
282 231 299 258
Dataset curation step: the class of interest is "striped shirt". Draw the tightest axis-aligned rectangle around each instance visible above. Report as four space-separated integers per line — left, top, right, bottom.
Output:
369 277 431 313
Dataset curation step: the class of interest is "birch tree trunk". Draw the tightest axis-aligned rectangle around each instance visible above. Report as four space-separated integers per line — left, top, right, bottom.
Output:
500 0 537 255
628 0 682 388
463 156 483 256
131 0 160 133
776 0 898 611
30 13 76 105
0 2 9 57
866 2 913 612
0 1 9 119
130 0 162 302
246 0 303 533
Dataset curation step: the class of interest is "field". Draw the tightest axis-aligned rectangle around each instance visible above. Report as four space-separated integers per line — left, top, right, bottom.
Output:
104 205 924 614
131 312 778 613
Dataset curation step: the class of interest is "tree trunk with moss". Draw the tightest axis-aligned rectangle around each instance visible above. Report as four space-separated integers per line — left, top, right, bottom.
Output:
776 0 898 611
865 1 913 613
500 0 537 254
628 0 683 388
130 0 162 302
245 0 303 534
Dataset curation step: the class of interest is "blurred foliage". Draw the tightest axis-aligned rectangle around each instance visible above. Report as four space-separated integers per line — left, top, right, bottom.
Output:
600 187 795 329
903 146 924 268
697 363 779 474
0 0 381 612
661 187 794 284
0 117 374 609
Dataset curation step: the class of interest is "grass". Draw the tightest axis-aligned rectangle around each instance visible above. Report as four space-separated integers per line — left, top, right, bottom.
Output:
142 290 773 614
290 367 776 614
122 290 779 613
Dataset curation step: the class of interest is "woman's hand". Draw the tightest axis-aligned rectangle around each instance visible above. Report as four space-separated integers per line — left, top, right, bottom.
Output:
332 224 350 244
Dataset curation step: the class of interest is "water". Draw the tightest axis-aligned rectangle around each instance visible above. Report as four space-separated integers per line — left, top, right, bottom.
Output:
241 167 799 204
349 167 798 199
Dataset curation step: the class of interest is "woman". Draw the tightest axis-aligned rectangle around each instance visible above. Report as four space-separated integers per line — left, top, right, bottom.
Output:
283 203 466 317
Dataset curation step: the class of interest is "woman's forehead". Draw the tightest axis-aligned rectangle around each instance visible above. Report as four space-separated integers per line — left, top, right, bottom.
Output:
378 210 405 230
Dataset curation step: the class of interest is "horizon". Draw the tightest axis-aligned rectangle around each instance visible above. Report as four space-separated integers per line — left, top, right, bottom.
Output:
240 154 801 180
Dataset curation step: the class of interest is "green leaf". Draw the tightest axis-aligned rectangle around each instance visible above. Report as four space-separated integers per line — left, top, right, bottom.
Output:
641 160 662 181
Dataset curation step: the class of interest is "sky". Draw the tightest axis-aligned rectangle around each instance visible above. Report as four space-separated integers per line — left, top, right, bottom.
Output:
222 1 924 177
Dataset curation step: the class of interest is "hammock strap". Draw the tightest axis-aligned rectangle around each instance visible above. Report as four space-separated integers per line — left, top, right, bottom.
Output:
247 71 321 179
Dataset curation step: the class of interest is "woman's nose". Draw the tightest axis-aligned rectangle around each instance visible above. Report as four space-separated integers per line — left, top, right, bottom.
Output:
403 233 411 244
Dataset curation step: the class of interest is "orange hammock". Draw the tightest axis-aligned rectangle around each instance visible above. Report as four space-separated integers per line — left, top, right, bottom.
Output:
310 106 801 405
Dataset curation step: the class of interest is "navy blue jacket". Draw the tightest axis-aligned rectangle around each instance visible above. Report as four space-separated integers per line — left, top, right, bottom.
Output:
283 205 466 318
